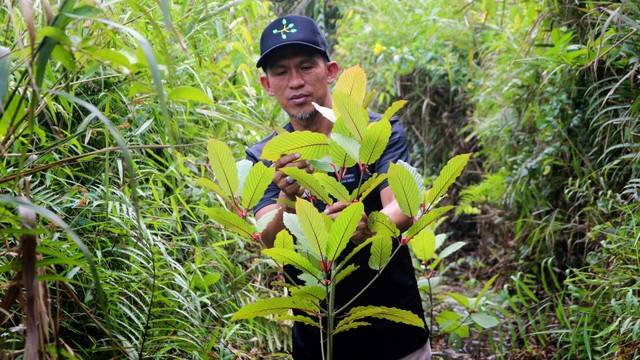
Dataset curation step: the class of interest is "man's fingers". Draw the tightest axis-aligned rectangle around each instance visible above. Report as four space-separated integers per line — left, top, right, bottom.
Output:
324 201 348 215
274 153 301 169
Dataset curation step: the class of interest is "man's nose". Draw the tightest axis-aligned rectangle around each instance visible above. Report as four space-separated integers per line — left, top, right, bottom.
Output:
288 70 304 88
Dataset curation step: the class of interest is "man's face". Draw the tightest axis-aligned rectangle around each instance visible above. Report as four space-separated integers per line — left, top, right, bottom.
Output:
260 49 339 122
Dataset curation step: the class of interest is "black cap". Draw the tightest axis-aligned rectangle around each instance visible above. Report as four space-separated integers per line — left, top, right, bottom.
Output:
257 15 330 69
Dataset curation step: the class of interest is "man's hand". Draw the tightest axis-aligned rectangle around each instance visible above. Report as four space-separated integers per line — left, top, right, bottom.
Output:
324 201 372 244
272 153 314 201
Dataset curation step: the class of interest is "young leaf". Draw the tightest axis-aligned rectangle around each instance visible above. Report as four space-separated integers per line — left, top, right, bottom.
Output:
236 159 253 195
312 102 336 122
207 139 238 199
274 229 295 251
368 235 392 270
388 162 421 217
333 264 358 285
261 131 329 161
262 248 322 278
332 91 369 141
330 133 360 163
338 305 424 329
409 228 436 262
424 153 471 208
354 173 388 201
470 312 500 329
295 198 329 259
203 207 255 237
326 202 364 261
168 86 212 104
231 297 317 321
404 206 453 239
367 211 400 237
241 162 275 210
313 172 350 202
281 167 333 205
333 65 367 106
197 178 227 200
380 100 407 123
359 119 391 165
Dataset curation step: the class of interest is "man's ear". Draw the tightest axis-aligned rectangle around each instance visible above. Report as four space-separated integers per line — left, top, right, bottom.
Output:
326 61 340 84
260 74 274 96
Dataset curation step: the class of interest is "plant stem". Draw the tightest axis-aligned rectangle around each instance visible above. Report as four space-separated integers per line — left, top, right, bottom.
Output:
326 271 336 360
335 245 402 315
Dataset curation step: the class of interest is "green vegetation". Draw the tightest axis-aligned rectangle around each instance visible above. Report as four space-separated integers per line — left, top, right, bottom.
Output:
1 0 638 359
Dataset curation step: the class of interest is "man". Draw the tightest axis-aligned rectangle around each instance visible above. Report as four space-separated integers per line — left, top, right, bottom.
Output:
246 15 431 360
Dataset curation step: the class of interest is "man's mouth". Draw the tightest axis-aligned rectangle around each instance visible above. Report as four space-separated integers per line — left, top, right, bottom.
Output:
289 94 309 105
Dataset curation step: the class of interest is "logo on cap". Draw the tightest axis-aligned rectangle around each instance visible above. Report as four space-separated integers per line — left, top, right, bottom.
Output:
272 18 297 39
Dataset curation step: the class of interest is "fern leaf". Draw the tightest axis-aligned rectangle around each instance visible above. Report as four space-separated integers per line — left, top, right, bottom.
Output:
261 131 329 161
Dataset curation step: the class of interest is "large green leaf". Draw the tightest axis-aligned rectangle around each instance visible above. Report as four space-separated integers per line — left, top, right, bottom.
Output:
313 172 350 202
332 91 369 141
281 167 333 205
380 100 407 123
203 207 255 238
241 162 275 210
261 131 329 161
424 153 471 208
326 202 364 261
330 133 360 163
290 285 327 302
409 228 436 262
337 305 424 329
328 137 357 168
353 173 388 201
196 178 227 200
388 162 421 218
231 297 317 321
168 86 212 104
397 160 424 193
207 139 238 199
262 248 322 278
274 229 295 251
470 312 500 329
295 198 329 259
404 206 453 239
359 119 391 164
367 211 400 237
333 65 366 106
368 235 392 270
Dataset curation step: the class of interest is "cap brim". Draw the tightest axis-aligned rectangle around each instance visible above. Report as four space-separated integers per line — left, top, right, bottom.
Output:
256 41 330 68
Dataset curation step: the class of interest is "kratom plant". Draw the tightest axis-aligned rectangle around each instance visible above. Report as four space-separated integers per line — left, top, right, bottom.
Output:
199 66 471 359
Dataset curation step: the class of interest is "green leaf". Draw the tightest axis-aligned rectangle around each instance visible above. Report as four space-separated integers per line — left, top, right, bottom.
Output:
283 213 309 249
333 91 369 141
241 162 275 210
197 178 227 199
203 207 255 237
290 285 327 302
281 167 333 205
368 235 392 270
447 292 472 309
262 248 321 278
334 321 370 335
367 211 399 237
354 173 388 201
326 202 364 261
334 264 358 285
38 26 72 45
231 297 317 321
409 228 436 262
330 133 360 163
438 241 466 260
388 162 421 217
338 305 424 330
313 172 350 202
236 159 253 194
380 100 407 123
328 137 357 168
168 86 213 104
274 230 294 251
333 65 367 106
471 312 500 329
359 119 391 164
397 160 424 193
405 206 454 239
261 131 329 161
207 139 238 199
93 49 131 69
424 153 471 208
309 158 335 173
338 237 374 269
273 314 320 327
295 198 329 258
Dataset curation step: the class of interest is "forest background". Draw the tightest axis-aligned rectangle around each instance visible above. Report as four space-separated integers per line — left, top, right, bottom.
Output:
0 0 638 359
